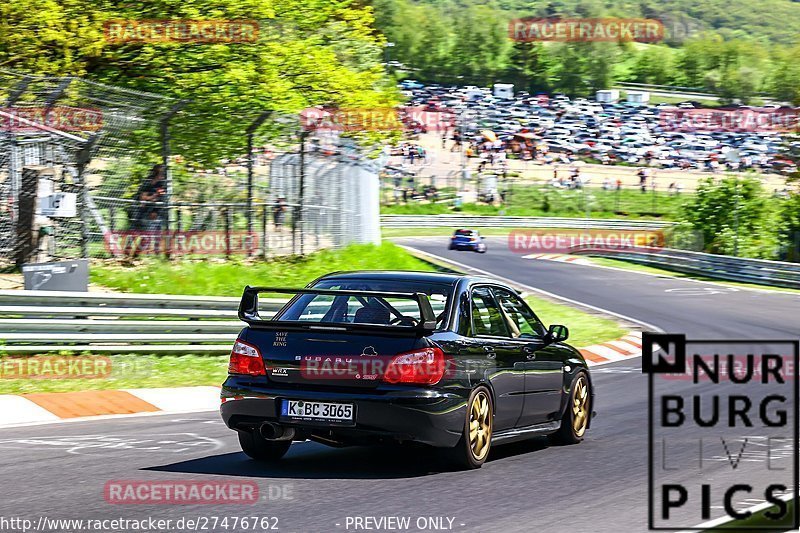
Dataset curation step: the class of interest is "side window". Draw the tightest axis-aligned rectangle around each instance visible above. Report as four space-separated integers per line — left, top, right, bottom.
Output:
470 287 509 337
493 288 546 338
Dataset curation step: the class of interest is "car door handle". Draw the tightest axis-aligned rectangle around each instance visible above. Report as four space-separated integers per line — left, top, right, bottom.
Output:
483 346 496 359
523 346 537 360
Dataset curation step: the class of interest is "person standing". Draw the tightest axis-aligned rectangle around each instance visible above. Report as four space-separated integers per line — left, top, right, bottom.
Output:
273 197 287 230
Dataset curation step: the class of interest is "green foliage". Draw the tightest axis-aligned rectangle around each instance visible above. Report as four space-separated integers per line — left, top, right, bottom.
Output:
679 176 780 258
376 0 800 102
525 295 626 348
383 185 689 219
779 192 800 261
0 0 398 165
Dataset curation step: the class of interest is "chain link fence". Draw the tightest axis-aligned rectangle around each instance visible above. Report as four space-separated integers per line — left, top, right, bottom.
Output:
0 70 381 270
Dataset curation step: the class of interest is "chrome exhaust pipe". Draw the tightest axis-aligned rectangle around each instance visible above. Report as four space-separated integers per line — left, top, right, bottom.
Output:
259 422 295 441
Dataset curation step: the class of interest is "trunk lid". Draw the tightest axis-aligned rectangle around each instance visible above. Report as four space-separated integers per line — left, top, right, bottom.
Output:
245 328 423 388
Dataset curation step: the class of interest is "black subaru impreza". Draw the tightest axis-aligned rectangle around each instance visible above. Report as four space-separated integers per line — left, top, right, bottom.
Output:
221 271 593 469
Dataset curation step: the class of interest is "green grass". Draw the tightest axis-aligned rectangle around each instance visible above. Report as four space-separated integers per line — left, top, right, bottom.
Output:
705 498 795 531
0 354 228 394
91 242 434 296
10 243 629 394
382 186 690 220
383 227 523 238
525 295 627 348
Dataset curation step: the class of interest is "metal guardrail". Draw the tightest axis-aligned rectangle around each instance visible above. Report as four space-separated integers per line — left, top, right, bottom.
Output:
570 246 800 289
0 290 288 354
0 290 429 353
381 215 673 230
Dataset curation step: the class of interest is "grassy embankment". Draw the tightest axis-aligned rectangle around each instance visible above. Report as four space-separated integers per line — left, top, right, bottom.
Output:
3 243 625 393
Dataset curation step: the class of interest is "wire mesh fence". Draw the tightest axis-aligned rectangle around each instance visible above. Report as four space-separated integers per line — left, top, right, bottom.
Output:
0 69 381 270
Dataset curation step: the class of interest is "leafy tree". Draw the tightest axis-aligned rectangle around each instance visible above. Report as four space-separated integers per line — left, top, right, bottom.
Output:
770 45 800 105
779 192 800 261
584 43 620 92
549 44 588 96
506 41 552 93
631 45 675 85
0 0 397 165
680 176 779 258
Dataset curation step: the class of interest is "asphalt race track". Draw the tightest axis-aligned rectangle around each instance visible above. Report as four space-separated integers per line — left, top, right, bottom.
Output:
396 237 800 340
1 236 798 533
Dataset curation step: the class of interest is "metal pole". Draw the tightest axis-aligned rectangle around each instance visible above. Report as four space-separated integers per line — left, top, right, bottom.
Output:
76 134 99 259
262 203 268 260
733 176 740 256
224 207 232 259
5 76 32 106
43 78 73 128
460 108 467 191
160 100 188 260
246 111 272 250
298 130 309 255
652 181 657 214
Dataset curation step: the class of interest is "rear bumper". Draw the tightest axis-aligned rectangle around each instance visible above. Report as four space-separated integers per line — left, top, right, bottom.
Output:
450 243 480 250
220 380 466 447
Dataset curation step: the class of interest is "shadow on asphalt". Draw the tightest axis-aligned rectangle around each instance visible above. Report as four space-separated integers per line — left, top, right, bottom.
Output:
144 437 552 480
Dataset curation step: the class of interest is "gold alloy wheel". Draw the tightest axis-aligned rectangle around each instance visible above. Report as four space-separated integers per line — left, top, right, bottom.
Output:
572 376 590 437
468 390 492 461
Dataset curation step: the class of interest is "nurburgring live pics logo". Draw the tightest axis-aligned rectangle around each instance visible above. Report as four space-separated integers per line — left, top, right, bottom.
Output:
643 333 799 530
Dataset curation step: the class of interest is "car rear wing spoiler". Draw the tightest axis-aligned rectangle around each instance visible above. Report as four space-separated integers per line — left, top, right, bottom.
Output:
238 286 438 334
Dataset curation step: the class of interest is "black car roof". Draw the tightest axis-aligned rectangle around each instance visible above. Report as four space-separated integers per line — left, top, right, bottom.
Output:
311 270 512 291
314 270 463 284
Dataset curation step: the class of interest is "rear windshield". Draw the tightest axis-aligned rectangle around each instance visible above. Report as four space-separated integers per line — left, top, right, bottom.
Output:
454 230 474 236
274 279 453 328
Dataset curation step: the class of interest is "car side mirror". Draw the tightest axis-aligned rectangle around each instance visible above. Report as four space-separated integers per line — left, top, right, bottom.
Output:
547 324 569 343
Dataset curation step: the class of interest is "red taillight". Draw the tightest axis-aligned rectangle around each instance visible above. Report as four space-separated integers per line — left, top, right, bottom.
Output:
383 347 445 385
228 339 266 376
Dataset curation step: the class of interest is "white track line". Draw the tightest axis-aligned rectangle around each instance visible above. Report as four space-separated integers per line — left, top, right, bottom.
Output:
399 244 664 334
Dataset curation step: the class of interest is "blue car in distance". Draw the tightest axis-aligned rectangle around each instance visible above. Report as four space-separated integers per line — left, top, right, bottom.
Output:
448 229 487 253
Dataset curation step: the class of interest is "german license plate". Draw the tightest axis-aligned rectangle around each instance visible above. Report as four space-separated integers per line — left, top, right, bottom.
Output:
281 400 354 423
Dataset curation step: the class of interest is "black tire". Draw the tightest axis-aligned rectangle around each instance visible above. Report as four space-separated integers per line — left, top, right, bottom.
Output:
551 372 591 445
444 386 494 469
238 430 291 461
